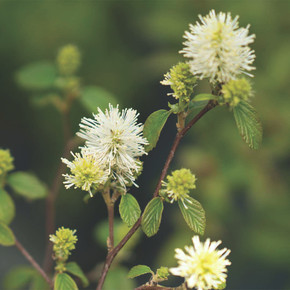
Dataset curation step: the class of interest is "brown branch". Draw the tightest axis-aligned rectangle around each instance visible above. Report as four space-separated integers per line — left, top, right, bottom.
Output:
96 101 217 290
15 238 53 288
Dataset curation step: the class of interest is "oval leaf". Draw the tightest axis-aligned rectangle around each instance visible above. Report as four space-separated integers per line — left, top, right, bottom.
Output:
7 172 48 200
119 194 141 227
4 266 35 289
143 110 171 152
0 222 15 246
66 262 89 287
15 61 57 90
141 197 164 237
233 101 263 150
0 189 15 225
127 265 153 279
178 197 206 235
54 273 78 290
193 94 217 102
80 86 118 113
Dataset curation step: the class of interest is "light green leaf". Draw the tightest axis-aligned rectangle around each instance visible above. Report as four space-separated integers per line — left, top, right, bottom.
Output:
80 86 118 113
119 194 141 227
233 101 263 149
193 94 217 102
0 222 15 246
7 172 48 200
3 266 35 289
66 262 89 287
15 61 57 90
141 197 164 237
127 265 153 279
188 100 208 111
0 189 15 225
54 273 78 290
178 197 206 235
143 109 171 152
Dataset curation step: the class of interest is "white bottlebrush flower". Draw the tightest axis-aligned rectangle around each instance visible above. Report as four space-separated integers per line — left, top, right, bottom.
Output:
62 148 109 196
77 104 148 187
170 236 231 290
180 9 256 83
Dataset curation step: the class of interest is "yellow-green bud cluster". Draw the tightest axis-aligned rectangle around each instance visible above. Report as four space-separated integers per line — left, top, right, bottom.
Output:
221 78 252 108
164 169 196 202
57 45 81 76
0 149 14 176
161 62 197 101
156 267 170 280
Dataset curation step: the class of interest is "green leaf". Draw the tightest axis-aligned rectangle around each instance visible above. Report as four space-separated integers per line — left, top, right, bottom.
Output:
143 110 171 152
7 172 48 200
127 265 153 279
193 93 217 102
233 101 263 149
0 189 15 225
15 61 57 90
119 194 141 227
188 100 208 111
141 197 164 237
54 273 78 290
66 262 89 287
3 266 35 289
80 86 118 113
0 222 15 246
30 273 50 290
178 197 206 235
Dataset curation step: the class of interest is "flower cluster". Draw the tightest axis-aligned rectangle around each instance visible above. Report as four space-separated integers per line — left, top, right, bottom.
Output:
0 149 14 176
170 236 231 290
57 44 81 76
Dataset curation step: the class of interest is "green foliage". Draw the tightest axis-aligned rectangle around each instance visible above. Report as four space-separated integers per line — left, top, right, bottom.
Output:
65 262 89 287
188 100 209 111
3 266 35 289
80 86 118 113
103 267 136 290
193 93 217 102
7 172 48 200
54 273 78 290
15 61 57 90
127 265 153 279
0 189 15 225
0 221 15 246
141 197 164 237
143 110 171 152
119 194 141 227
233 101 263 149
178 197 206 235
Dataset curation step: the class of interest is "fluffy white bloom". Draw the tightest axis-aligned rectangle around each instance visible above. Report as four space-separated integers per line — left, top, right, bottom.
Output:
77 104 148 187
170 236 231 290
180 9 256 83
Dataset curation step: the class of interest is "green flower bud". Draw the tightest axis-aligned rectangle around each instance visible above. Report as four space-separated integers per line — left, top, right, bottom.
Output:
0 149 14 176
221 78 252 108
156 266 170 280
57 45 81 76
161 62 197 101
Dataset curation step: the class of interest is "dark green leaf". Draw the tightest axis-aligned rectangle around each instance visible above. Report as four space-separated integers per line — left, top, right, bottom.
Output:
54 273 78 290
7 172 48 200
66 262 89 287
233 101 263 149
0 222 15 246
143 110 171 152
127 265 153 279
0 189 15 225
193 93 217 102
80 86 118 113
103 267 136 290
3 266 35 289
178 197 206 235
141 197 164 237
15 61 57 90
119 194 141 227
30 273 50 290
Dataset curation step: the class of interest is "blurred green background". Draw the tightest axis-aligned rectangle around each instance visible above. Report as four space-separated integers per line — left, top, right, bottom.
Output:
1 0 290 289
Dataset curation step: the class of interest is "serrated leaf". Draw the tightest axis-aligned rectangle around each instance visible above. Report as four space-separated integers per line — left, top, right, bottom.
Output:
3 266 35 289
127 265 153 279
15 61 57 90
0 222 15 246
54 273 78 290
80 86 118 113
66 262 89 287
119 194 141 227
193 93 217 102
178 197 206 235
233 101 263 150
0 189 15 225
141 197 164 237
143 110 171 152
7 172 48 200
